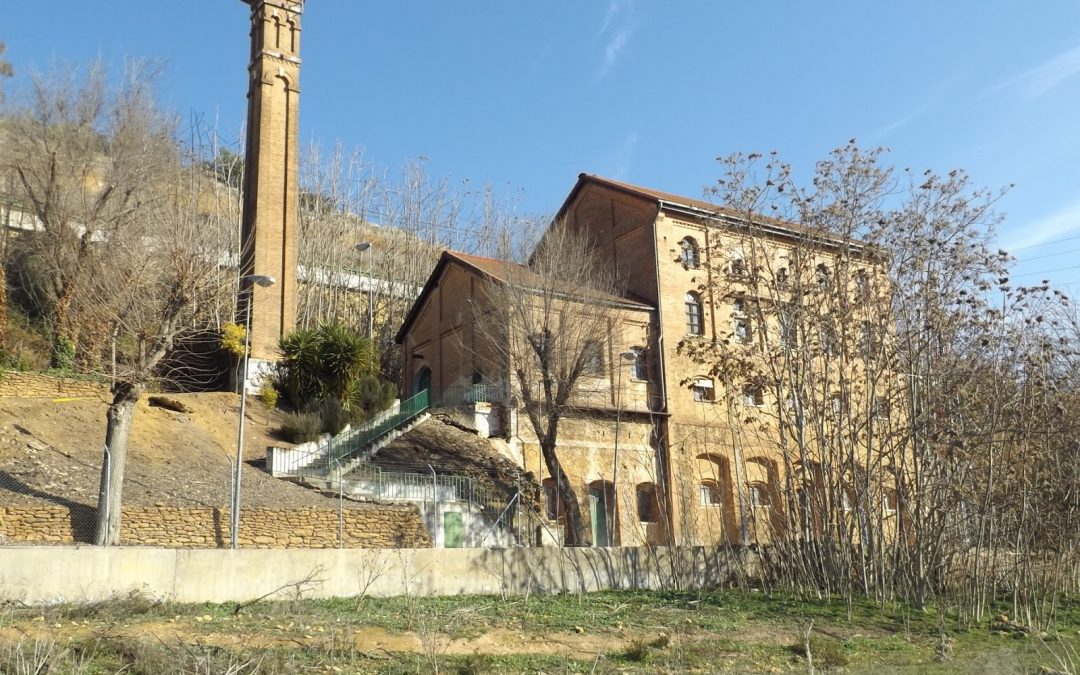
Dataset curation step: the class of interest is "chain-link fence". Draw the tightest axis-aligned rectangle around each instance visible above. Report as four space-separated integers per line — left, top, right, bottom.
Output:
1 417 534 549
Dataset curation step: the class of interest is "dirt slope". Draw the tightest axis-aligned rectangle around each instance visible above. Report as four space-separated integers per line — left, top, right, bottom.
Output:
0 392 345 509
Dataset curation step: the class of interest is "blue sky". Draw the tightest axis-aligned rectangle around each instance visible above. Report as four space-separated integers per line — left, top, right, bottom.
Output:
5 1 1080 289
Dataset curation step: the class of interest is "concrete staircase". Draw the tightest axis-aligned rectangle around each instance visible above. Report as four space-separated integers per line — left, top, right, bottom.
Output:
268 390 430 485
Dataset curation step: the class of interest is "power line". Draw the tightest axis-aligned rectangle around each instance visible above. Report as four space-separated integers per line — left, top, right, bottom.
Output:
1008 232 1080 253
1013 264 1080 279
1015 246 1080 263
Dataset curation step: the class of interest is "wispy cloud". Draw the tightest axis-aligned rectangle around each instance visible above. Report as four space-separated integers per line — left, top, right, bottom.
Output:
1001 198 1080 252
596 0 636 79
983 43 1080 100
873 102 932 139
611 130 639 180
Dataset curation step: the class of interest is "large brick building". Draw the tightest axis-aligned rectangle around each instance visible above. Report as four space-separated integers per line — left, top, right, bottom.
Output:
398 174 893 547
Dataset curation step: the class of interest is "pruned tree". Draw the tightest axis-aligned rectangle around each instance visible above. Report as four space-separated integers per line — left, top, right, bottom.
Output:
470 220 626 546
87 134 235 544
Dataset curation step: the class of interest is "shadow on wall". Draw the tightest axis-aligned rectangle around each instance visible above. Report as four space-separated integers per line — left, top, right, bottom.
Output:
0 471 96 543
465 545 760 597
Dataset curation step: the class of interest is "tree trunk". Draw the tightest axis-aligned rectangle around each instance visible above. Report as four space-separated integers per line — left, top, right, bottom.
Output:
95 380 145 545
540 439 590 546
0 260 7 351
52 282 76 368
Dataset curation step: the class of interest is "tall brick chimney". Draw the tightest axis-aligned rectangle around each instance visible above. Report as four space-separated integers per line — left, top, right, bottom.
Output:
238 0 303 373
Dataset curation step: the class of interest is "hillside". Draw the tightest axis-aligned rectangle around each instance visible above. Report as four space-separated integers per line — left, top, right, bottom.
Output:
0 391 346 510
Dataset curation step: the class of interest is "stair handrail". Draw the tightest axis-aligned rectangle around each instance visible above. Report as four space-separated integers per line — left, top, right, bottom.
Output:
327 389 429 466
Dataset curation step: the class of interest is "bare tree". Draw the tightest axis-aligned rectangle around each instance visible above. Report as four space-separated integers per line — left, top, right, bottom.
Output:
2 61 172 369
681 141 1080 623
88 135 235 544
3 61 236 544
470 221 628 546
0 42 13 350
0 42 12 101
294 149 511 380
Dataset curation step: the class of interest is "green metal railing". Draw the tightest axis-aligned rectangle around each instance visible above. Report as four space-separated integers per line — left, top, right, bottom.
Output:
325 389 429 468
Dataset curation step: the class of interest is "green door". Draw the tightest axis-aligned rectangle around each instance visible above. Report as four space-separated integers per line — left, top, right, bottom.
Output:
589 488 608 547
443 511 464 548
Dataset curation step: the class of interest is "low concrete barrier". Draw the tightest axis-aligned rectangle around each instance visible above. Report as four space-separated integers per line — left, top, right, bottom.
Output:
0 545 749 604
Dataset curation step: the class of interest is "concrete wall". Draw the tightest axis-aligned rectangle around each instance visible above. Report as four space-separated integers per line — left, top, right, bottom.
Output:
0 545 750 604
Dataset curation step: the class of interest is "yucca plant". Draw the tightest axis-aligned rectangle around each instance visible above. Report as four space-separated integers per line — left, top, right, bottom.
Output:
276 322 381 413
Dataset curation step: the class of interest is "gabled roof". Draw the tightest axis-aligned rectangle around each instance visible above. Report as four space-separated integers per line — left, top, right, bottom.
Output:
557 173 870 249
395 250 653 344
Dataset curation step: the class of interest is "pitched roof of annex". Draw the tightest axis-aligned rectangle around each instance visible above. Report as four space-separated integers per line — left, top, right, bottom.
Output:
394 250 653 344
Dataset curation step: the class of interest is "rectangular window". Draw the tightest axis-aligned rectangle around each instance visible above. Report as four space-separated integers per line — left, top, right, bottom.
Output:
637 487 657 523
860 321 880 359
543 482 559 520
735 317 753 344
686 302 703 335
742 384 764 407
820 319 837 356
693 378 714 402
779 305 798 348
582 340 605 375
629 349 648 380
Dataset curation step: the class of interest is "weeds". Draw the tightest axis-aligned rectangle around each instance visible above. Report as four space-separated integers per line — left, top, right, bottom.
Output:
2 589 1077 673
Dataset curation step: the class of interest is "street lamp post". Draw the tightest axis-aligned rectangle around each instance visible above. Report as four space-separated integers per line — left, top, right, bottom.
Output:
355 242 372 340
231 273 276 550
610 349 639 547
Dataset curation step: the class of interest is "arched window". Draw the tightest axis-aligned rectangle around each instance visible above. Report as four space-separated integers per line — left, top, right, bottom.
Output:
699 480 722 506
680 237 700 268
685 292 704 335
692 377 714 402
729 252 748 277
775 266 789 287
748 482 769 508
815 263 831 290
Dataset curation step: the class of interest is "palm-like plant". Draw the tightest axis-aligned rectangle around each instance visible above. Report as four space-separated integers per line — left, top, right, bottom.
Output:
276 322 381 413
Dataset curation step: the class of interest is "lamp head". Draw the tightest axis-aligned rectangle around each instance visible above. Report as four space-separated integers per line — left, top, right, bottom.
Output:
242 274 277 288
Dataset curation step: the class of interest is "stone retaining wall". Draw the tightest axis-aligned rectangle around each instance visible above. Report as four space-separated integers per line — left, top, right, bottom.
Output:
0 504 432 549
0 371 109 399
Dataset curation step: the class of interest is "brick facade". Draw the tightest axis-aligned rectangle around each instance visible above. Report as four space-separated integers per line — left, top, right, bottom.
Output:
239 0 303 361
399 174 890 549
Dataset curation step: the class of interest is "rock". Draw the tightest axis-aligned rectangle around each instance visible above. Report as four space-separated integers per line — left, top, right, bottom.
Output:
148 396 192 414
